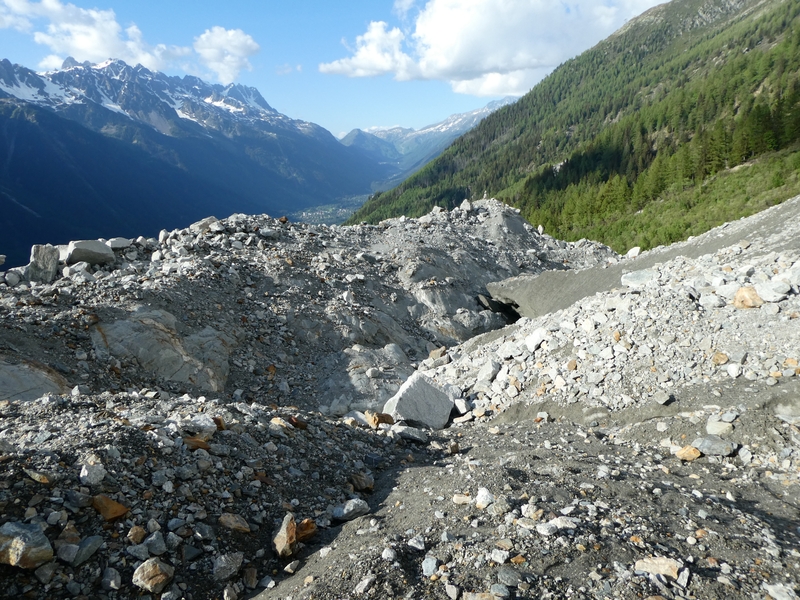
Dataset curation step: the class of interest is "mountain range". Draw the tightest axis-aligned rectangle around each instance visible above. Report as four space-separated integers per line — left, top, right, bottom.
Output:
341 97 515 190
348 0 800 254
0 57 504 267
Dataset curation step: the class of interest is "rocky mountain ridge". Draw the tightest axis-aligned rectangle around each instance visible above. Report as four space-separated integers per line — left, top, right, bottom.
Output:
0 57 392 267
0 197 798 600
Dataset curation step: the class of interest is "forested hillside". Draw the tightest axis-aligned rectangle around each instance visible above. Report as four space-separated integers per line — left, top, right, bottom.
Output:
347 0 800 252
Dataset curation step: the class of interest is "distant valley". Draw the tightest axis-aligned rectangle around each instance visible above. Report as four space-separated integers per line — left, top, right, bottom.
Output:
0 57 504 266
341 97 515 191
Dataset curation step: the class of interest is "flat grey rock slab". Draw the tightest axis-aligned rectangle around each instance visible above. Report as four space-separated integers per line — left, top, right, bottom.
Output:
0 359 70 401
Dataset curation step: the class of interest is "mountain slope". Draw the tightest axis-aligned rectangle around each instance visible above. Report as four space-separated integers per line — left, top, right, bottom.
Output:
347 0 800 252
341 97 515 190
0 58 391 266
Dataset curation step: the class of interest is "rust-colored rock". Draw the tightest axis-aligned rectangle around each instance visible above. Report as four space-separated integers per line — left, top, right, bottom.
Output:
364 410 394 429
296 518 317 543
92 495 128 521
183 436 210 450
733 286 763 309
288 415 308 430
127 525 146 544
711 352 729 366
219 513 250 533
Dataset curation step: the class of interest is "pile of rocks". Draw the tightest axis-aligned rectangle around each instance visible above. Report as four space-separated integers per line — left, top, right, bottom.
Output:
0 199 614 415
1 196 799 600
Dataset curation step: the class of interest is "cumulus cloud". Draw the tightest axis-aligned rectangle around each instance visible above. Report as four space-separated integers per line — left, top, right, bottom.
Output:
320 21 417 79
0 0 259 82
193 26 260 84
320 0 664 96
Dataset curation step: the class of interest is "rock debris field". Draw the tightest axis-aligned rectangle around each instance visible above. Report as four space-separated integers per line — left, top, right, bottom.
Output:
0 197 798 600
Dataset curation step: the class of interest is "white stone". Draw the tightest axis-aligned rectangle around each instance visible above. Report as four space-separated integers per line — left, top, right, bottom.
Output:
65 240 115 265
383 372 454 430
621 269 657 288
525 328 547 352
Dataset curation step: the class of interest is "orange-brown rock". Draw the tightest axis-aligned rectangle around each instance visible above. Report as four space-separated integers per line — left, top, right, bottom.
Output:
183 436 210 450
711 352 729 366
675 446 702 462
127 525 147 544
364 410 394 429
296 518 317 542
92 495 128 521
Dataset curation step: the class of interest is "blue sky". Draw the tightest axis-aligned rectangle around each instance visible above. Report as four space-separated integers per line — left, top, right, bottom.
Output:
0 0 664 137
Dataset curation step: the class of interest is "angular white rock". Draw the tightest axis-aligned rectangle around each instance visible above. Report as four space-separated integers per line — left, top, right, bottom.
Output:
383 372 454 430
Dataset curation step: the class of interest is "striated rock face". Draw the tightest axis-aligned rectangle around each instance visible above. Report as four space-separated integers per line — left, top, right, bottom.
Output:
90 309 236 392
0 359 70 401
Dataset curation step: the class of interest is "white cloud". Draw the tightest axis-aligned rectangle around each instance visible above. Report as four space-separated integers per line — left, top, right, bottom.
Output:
193 26 260 84
392 0 417 18
276 63 302 75
319 21 416 79
320 0 664 96
0 0 258 82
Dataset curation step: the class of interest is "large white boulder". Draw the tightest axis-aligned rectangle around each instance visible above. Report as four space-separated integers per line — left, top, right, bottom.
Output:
382 372 454 430
65 240 115 265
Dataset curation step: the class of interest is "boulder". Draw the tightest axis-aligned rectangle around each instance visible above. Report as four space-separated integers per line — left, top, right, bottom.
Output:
733 286 763 309
0 359 70 401
0 521 54 569
273 514 296 557
755 281 791 303
332 499 370 521
65 240 115 265
106 237 132 250
621 269 657 289
90 309 236 392
383 372 454 430
132 557 174 593
691 435 737 457
189 216 219 234
28 244 60 283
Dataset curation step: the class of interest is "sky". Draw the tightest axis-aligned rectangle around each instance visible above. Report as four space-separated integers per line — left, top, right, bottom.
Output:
0 0 665 137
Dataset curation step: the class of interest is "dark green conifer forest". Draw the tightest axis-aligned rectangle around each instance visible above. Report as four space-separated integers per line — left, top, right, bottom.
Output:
348 0 800 252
